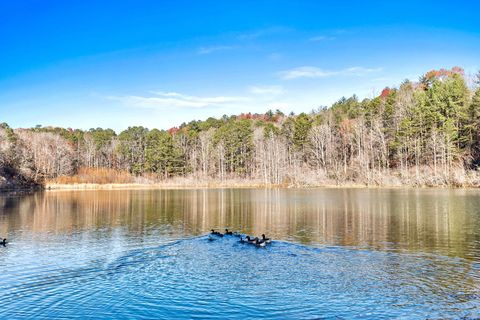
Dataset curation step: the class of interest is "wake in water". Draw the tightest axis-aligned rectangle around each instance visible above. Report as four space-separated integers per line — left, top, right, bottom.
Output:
0 236 479 319
208 229 272 247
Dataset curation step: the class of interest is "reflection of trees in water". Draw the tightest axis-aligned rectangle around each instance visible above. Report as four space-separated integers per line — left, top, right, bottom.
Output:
0 189 479 259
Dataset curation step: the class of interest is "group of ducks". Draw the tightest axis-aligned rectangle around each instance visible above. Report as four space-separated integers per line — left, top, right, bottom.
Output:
209 229 272 247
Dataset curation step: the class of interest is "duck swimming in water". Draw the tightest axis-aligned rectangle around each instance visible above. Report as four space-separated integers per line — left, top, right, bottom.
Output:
224 229 233 236
245 236 258 244
239 236 246 243
210 229 224 237
1 238 7 247
261 234 272 244
255 238 267 247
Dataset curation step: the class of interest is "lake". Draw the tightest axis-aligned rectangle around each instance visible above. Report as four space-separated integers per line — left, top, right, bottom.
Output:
0 188 479 319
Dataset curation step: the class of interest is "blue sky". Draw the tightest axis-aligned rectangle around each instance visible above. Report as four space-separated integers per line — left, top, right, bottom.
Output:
1 1 479 132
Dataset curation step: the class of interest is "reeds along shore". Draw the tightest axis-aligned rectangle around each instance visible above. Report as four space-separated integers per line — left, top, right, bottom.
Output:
2 67 480 190
43 166 480 190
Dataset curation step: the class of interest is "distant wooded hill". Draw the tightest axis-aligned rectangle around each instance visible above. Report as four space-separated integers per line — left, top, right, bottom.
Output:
2 67 480 188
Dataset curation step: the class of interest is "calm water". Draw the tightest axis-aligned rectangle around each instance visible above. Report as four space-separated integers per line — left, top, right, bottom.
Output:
0 188 479 319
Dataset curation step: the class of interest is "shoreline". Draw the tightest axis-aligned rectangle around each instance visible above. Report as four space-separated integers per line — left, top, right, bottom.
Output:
3 179 480 192
41 182 479 191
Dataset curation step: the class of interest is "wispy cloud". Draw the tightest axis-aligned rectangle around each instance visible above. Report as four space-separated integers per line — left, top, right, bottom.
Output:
308 35 336 42
108 92 246 110
196 26 290 55
279 66 382 80
280 67 335 80
108 85 290 113
344 66 383 75
197 45 237 55
249 85 284 95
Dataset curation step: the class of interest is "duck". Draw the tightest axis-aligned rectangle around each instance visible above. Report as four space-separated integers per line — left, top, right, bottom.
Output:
239 236 246 243
224 229 233 236
1 238 6 247
210 229 224 237
261 234 272 244
245 236 258 244
255 238 267 247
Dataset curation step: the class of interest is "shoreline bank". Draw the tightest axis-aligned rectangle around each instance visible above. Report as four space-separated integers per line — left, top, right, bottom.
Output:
42 182 478 191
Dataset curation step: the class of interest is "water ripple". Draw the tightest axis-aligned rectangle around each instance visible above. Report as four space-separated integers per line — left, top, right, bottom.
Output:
1 236 479 319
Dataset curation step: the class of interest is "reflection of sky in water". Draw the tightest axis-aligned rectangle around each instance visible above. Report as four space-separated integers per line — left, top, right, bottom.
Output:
0 189 479 318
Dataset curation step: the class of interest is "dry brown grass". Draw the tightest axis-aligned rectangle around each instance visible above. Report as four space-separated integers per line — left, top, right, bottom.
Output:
51 167 135 184
46 166 480 190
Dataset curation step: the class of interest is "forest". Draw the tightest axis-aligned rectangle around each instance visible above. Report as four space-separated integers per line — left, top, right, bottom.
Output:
2 67 480 188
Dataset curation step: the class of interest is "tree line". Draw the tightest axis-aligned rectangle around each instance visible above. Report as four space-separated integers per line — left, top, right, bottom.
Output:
2 67 480 187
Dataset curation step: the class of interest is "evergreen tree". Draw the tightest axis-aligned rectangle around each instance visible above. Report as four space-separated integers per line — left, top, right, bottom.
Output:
293 113 312 150
213 119 254 176
145 129 185 178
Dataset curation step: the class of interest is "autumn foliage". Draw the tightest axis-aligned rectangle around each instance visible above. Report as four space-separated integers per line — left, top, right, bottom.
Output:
2 67 480 188
380 87 391 98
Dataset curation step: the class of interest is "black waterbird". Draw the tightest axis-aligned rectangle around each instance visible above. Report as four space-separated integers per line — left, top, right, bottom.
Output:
261 234 272 244
210 229 223 237
245 236 258 244
255 238 267 247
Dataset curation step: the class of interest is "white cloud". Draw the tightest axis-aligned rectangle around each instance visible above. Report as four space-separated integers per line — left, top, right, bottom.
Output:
109 92 247 110
108 85 291 114
280 67 336 80
197 45 236 55
343 66 383 75
249 85 284 96
279 66 382 80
